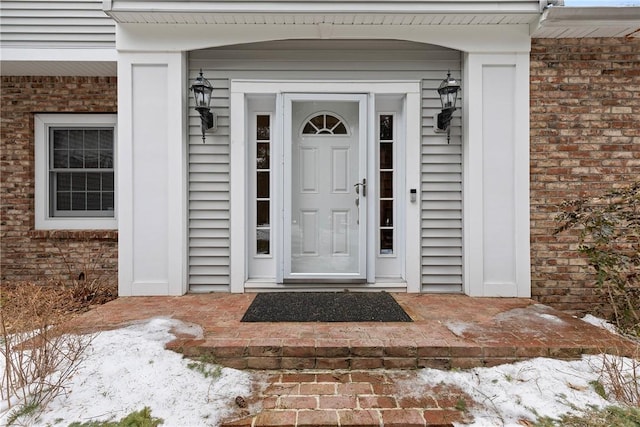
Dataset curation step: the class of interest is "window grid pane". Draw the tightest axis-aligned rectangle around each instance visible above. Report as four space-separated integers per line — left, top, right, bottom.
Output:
379 115 395 255
256 115 271 255
302 113 348 135
50 127 114 217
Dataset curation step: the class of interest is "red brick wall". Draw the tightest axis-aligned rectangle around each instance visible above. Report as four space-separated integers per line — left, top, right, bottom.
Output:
1 76 118 286
530 38 640 313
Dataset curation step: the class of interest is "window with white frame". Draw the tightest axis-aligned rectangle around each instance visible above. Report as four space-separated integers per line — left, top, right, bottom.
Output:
34 114 117 230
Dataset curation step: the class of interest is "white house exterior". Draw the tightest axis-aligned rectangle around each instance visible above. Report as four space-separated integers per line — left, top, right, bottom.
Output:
2 0 638 299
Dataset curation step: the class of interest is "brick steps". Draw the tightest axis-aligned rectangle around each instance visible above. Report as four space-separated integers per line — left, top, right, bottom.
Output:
221 371 469 427
169 338 591 371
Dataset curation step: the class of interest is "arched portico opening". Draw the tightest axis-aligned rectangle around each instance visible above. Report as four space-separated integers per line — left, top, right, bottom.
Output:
186 39 464 294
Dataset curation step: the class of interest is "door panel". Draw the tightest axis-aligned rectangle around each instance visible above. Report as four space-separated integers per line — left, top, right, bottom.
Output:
286 98 365 279
300 148 318 192
331 148 350 193
331 209 350 255
300 210 318 255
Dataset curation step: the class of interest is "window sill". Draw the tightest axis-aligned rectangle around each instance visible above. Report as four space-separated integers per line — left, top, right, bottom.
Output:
28 230 118 241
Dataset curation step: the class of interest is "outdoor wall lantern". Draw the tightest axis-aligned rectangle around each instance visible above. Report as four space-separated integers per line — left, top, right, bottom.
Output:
434 71 461 143
190 70 217 142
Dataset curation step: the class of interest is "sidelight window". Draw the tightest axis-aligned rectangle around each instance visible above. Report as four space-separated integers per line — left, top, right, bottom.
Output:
379 114 395 255
256 114 271 255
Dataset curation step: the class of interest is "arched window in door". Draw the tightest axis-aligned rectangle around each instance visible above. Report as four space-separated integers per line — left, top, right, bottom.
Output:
301 112 349 135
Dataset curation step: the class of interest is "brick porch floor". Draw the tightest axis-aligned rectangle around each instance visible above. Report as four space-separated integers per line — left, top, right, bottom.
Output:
68 293 638 427
70 293 637 370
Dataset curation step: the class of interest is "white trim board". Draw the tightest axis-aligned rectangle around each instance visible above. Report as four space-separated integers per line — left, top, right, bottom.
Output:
114 23 531 53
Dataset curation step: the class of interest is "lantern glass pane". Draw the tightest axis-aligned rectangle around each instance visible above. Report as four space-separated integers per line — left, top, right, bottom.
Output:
202 87 213 108
192 88 202 107
192 73 214 109
446 92 455 109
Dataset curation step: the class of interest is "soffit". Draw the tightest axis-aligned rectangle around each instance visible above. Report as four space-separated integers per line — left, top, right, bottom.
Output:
104 0 543 25
104 1 639 38
532 6 640 38
106 12 538 25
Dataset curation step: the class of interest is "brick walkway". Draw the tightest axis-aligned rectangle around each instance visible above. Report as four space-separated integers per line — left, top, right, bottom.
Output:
222 370 472 427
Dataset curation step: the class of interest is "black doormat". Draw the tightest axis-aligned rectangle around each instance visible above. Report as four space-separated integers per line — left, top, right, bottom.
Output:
241 292 413 322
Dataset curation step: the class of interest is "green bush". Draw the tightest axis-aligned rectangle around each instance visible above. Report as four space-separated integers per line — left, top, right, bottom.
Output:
533 406 640 427
68 407 163 427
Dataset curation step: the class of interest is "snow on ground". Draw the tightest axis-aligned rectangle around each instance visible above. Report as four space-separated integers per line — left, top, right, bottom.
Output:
417 355 637 426
1 316 637 427
0 318 253 427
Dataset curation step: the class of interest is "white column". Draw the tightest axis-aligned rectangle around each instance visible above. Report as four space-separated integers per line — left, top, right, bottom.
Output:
118 52 188 296
464 52 531 297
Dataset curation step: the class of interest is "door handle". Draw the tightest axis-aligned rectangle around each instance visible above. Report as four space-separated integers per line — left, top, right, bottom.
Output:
354 178 367 197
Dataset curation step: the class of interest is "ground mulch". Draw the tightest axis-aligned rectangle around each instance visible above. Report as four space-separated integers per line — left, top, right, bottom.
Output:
0 282 117 333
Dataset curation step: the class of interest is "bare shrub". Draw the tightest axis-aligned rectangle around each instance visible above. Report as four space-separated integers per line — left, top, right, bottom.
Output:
0 283 93 425
597 352 640 407
46 235 118 311
555 181 640 336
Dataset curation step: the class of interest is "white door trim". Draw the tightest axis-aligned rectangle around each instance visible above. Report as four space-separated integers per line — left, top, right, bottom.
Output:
230 80 421 293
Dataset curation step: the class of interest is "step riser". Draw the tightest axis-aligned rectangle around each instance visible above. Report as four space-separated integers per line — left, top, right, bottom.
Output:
168 340 590 370
207 356 538 370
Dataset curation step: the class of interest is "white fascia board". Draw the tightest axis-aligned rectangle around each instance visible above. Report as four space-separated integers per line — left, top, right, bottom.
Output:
105 1 541 17
116 22 532 53
1 47 117 62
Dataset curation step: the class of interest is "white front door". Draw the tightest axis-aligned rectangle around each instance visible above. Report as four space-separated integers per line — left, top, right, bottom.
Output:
284 95 367 281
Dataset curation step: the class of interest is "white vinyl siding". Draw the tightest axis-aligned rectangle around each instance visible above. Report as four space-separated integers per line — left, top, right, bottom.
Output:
0 0 115 48
188 40 463 292
187 76 231 292
421 77 463 293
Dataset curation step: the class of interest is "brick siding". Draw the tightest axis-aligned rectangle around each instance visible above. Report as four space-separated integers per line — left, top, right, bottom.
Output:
530 37 640 313
1 76 118 286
